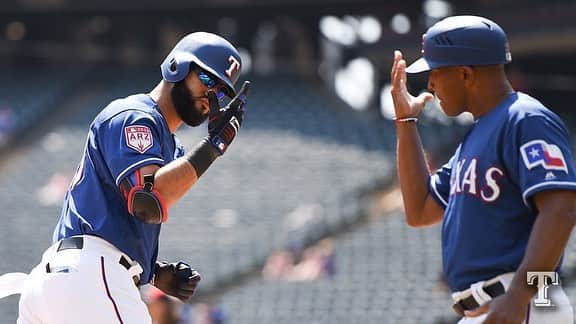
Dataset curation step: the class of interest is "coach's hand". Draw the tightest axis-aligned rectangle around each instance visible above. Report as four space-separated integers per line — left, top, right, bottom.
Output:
465 292 529 324
206 81 251 155
390 50 433 119
153 261 201 302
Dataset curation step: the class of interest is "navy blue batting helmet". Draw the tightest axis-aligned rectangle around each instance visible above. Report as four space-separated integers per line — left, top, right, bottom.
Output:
161 32 242 97
406 16 512 74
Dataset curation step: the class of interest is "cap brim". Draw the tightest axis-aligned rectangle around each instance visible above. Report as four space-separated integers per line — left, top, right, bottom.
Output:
405 58 431 74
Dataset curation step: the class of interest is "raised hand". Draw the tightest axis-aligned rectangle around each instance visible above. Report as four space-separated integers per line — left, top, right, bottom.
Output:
390 50 433 119
207 81 250 155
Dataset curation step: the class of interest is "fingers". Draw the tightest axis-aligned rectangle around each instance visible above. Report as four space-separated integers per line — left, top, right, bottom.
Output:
207 90 221 115
188 270 201 282
237 81 251 97
390 51 398 80
180 285 198 294
415 92 434 106
391 50 406 94
396 59 406 87
177 270 201 302
230 81 251 110
391 50 402 80
177 279 200 301
464 303 490 317
177 292 194 302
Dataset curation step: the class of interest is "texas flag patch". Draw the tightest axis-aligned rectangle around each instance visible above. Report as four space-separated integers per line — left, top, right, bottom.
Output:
125 125 153 153
521 140 567 173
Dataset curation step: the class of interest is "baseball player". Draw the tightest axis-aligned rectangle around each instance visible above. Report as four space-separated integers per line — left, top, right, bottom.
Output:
16 32 250 323
390 16 576 323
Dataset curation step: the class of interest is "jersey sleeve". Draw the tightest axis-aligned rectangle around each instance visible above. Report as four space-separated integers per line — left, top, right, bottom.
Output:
429 152 456 209
98 110 166 185
174 135 186 158
505 114 576 207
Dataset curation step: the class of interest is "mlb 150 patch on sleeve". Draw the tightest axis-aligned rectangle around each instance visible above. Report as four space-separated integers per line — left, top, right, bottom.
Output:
521 140 567 173
125 125 153 153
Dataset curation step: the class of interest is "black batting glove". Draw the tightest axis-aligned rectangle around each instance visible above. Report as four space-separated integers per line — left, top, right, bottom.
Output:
152 261 201 302
207 81 250 155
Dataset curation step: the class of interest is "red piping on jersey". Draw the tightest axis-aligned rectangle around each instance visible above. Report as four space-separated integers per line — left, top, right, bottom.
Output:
100 257 124 324
525 304 530 323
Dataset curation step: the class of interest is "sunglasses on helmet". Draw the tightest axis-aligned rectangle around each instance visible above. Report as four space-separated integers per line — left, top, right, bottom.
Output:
196 68 231 101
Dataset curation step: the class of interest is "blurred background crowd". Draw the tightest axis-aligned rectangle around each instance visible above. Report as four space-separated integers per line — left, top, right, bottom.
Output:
0 0 575 323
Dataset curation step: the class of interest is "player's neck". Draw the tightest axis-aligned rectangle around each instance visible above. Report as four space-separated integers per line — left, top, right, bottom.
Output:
469 79 514 119
149 82 183 133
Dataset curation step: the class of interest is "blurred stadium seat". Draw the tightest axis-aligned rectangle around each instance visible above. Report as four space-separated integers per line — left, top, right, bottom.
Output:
0 66 87 148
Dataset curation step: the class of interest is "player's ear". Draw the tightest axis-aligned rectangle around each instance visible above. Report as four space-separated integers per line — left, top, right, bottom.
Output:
460 66 476 86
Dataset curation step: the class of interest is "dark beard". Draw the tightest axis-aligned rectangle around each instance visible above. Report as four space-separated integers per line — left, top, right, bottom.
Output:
171 80 208 127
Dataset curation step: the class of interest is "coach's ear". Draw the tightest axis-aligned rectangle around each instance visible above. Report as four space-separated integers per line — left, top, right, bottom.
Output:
460 66 476 86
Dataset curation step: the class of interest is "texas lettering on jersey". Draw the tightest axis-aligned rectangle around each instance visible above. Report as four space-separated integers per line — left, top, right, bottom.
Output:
449 158 504 203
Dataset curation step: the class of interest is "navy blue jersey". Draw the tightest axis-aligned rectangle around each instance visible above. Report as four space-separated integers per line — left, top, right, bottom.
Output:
53 94 185 283
429 92 576 291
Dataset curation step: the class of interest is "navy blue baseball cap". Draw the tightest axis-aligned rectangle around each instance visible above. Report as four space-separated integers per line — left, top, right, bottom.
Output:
406 16 512 74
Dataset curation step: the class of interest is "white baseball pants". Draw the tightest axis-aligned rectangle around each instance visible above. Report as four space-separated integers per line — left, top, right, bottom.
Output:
17 235 152 324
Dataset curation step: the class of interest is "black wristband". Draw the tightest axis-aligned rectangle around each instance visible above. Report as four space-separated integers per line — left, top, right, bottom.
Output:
186 139 219 177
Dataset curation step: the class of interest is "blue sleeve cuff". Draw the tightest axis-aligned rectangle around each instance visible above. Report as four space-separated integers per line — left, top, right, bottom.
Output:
429 174 448 209
522 181 576 207
115 157 165 185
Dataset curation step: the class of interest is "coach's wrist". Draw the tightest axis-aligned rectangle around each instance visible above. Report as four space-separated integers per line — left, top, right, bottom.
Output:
393 116 419 125
506 280 537 304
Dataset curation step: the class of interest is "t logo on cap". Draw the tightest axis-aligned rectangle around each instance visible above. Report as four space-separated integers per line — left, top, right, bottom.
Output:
226 56 240 79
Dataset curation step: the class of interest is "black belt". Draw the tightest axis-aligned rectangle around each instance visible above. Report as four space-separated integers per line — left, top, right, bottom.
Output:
452 281 505 316
46 236 140 286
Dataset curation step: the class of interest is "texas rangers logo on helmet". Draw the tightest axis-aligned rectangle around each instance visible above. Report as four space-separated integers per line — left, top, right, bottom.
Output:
226 56 240 79
125 125 153 153
521 140 568 173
